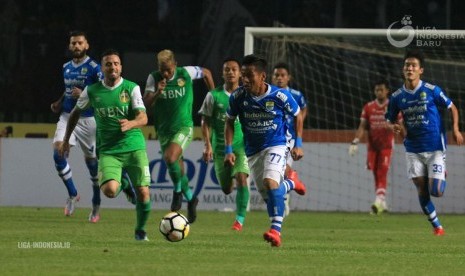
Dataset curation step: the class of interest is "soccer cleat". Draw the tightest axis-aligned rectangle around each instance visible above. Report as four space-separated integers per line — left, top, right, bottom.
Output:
371 201 385 215
123 187 137 205
434 227 445 236
135 230 149 241
171 191 183 211
231 220 243 231
64 195 80 216
263 229 281 247
187 197 199 223
287 170 306 195
88 213 100 223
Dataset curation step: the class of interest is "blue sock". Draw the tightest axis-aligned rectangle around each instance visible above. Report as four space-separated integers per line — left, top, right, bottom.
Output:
85 158 101 206
53 149 77 197
419 195 441 228
266 188 285 232
281 179 294 193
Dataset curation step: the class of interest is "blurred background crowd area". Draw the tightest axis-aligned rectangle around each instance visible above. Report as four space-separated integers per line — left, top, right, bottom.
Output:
1 0 463 125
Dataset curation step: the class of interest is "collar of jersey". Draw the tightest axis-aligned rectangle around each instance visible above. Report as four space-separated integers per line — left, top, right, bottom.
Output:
403 80 423 94
101 77 124 90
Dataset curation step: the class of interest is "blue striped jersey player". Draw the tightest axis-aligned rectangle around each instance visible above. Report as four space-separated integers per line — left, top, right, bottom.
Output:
386 49 463 236
50 31 104 222
225 55 306 247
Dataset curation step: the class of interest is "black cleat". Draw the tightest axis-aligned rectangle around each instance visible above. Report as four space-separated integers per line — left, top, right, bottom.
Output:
135 230 149 241
171 191 183 211
187 197 199 223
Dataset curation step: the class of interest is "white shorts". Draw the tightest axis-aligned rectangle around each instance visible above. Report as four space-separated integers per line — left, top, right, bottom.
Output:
53 113 96 158
248 145 288 199
405 151 446 180
286 138 295 167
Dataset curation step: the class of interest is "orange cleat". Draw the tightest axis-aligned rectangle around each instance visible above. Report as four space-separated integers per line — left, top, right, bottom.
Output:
231 220 243 231
434 227 445 236
263 229 281 247
287 170 306 195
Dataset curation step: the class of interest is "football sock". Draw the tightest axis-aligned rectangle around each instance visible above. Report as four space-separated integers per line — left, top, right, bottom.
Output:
53 149 77 197
180 175 193 201
236 186 249 224
85 158 101 206
116 174 130 197
282 179 295 193
135 200 151 232
167 162 182 192
419 195 442 228
266 188 285 232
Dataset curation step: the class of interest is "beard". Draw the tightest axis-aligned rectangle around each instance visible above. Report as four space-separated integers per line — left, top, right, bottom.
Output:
72 49 86 59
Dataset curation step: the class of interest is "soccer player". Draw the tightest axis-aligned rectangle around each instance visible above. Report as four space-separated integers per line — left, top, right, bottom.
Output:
143 49 215 223
50 31 102 222
225 54 306 247
199 58 250 231
58 49 152 241
271 62 308 216
386 49 463 236
349 79 401 214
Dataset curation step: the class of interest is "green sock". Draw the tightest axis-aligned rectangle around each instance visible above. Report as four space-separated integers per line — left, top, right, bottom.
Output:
116 176 130 197
167 162 182 192
236 186 249 224
135 200 151 232
181 175 193 201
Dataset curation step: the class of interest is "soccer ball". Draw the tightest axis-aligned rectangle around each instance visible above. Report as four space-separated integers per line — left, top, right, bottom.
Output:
159 212 190 242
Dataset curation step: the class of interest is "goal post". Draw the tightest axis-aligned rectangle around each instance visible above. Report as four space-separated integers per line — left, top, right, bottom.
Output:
244 27 465 213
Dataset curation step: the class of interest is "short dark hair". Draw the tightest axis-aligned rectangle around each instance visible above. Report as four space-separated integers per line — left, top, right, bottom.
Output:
69 30 87 39
404 49 425 68
101 48 120 60
374 79 390 90
223 57 241 67
242 54 267 72
273 62 290 73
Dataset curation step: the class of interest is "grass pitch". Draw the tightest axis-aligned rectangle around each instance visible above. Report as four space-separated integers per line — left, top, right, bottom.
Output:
1 207 465 275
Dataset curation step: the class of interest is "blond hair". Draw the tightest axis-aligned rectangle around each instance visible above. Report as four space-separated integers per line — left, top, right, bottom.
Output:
157 49 175 64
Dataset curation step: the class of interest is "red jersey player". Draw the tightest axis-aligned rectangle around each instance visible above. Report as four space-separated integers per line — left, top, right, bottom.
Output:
349 79 402 214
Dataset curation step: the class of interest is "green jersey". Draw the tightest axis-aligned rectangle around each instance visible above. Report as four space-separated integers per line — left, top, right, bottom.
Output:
77 78 146 154
198 85 245 154
148 67 199 136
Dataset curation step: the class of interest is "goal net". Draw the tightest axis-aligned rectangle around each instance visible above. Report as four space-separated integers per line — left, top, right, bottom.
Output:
245 27 465 213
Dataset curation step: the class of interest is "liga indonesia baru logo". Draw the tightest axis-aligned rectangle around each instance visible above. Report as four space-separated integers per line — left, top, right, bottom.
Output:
386 15 415 48
387 15 465 48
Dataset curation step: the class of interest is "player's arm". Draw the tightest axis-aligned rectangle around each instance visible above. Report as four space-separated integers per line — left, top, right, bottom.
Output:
224 117 236 166
120 86 148 132
201 68 215 91
143 74 165 107
348 119 367 157
51 93 65 113
292 110 304 161
449 103 464 145
200 115 213 163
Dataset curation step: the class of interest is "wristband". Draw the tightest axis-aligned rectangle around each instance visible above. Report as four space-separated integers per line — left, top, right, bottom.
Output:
352 138 359 144
295 137 303 147
225 145 233 154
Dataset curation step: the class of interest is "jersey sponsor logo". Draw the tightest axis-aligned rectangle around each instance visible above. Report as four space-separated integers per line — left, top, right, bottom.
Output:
95 106 129 118
80 67 88 75
265 101 274 111
177 78 186 87
119 90 130 103
424 82 436 89
163 87 186 99
439 91 448 102
276 91 288 102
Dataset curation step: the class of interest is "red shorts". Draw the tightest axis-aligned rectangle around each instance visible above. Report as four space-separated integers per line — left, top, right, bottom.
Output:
367 149 393 171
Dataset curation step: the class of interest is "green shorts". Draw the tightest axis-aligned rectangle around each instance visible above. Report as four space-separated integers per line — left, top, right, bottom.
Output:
98 150 150 187
214 151 249 189
159 127 193 154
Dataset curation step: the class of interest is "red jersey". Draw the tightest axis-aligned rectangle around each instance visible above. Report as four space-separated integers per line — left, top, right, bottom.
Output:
361 99 396 151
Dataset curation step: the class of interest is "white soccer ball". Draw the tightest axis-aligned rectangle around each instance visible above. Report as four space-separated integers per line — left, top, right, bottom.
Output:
159 212 190 242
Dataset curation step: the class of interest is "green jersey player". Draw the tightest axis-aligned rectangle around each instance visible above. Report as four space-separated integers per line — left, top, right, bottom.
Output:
199 58 249 231
59 49 152 241
143 49 215 223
